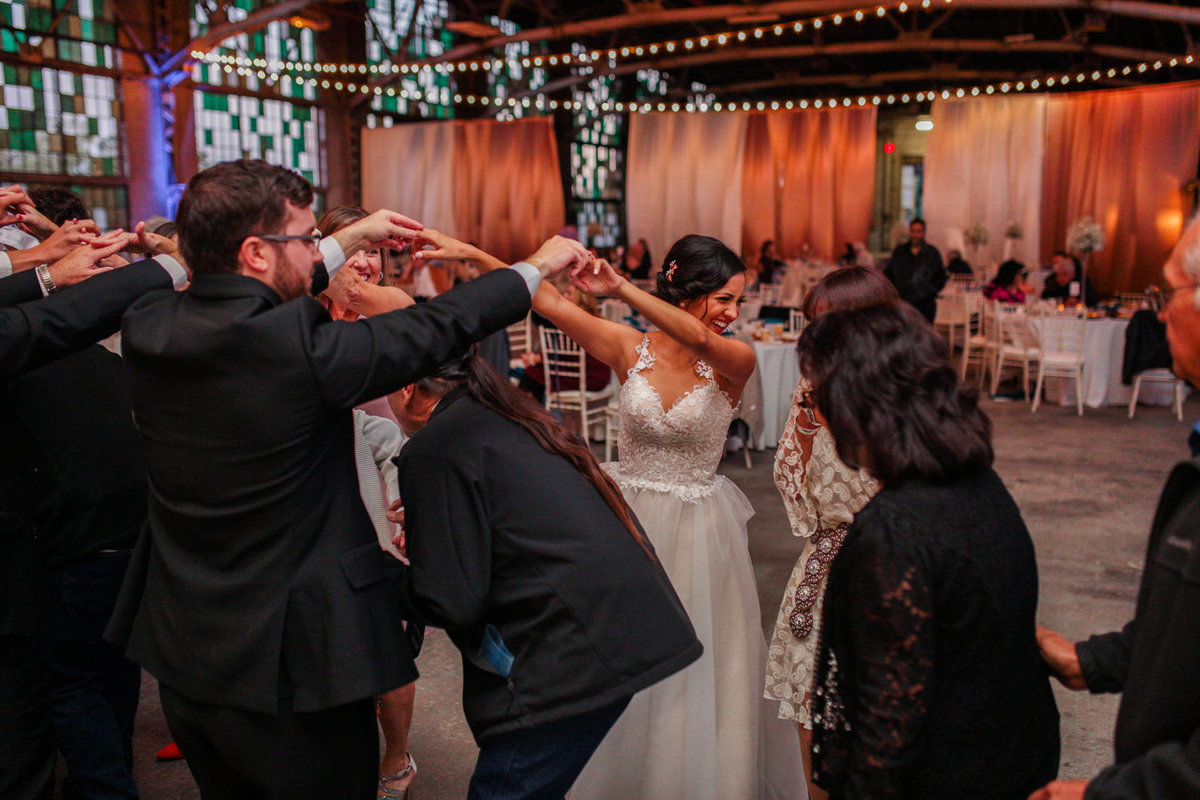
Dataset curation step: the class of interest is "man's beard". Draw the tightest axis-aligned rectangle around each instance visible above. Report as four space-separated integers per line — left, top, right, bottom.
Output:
272 251 310 301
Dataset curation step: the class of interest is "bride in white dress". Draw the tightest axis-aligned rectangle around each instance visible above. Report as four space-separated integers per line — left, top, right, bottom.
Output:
532 235 805 800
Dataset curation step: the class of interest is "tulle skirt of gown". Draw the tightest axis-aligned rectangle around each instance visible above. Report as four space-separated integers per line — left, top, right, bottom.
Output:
569 475 806 800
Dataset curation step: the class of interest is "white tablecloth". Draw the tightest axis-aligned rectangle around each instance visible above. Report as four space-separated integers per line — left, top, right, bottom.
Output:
1027 316 1131 408
750 340 800 449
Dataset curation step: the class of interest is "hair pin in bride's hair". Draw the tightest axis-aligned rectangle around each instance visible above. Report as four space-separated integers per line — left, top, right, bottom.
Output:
665 260 678 282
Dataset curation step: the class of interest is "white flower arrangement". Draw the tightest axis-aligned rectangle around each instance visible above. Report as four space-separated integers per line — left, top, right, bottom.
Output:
964 224 990 247
1005 221 1024 240
1067 217 1105 254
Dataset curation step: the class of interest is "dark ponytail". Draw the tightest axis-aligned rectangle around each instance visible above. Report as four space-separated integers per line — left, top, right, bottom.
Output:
435 352 653 557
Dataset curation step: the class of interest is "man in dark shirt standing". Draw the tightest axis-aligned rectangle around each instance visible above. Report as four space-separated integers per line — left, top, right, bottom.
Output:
885 217 947 322
1032 216 1200 800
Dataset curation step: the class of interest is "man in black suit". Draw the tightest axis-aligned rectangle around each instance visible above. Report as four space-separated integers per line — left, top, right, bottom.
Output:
0 234 187 799
107 159 588 798
885 217 947 322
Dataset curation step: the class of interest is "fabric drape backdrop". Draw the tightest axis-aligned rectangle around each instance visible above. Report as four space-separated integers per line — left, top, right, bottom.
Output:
924 95 1047 273
1041 82 1200 295
741 107 877 262
361 117 565 263
627 112 748 269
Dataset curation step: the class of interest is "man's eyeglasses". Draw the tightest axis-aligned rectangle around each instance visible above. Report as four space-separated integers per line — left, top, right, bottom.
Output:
251 229 323 248
1161 282 1200 305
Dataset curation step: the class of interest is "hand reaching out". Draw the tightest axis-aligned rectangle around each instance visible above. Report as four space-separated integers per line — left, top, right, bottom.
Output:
570 257 624 297
1035 625 1087 690
128 220 180 257
387 498 406 557
15 203 58 241
326 261 367 308
411 229 505 272
1027 779 1087 800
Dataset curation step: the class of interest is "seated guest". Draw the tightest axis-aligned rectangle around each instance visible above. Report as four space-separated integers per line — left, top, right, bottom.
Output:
622 238 653 280
760 239 786 284
801 302 1060 799
393 349 701 798
983 259 1030 304
1041 251 1098 307
946 248 973 275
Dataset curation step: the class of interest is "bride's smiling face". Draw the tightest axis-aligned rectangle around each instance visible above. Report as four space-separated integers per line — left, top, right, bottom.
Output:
682 273 747 334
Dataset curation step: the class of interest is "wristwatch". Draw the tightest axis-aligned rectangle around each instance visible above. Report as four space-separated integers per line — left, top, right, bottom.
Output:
34 263 58 295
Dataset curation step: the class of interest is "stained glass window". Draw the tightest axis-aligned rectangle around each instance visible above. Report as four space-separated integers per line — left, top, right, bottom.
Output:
191 0 325 187
194 92 324 186
0 64 122 177
365 0 453 123
0 0 117 69
567 70 624 249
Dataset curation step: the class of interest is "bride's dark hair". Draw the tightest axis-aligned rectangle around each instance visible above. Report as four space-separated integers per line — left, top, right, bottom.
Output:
432 349 652 556
653 234 745 306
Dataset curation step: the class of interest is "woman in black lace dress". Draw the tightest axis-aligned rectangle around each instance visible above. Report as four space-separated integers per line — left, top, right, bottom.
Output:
798 302 1060 800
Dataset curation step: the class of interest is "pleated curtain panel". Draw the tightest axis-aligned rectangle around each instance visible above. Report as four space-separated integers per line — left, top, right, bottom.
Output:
361 117 566 264
924 95 1047 269
627 109 877 265
925 82 1200 294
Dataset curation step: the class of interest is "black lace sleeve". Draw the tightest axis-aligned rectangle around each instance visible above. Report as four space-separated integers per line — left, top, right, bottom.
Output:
812 511 936 799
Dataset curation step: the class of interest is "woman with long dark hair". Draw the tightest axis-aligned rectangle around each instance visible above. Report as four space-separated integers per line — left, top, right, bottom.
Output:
393 349 701 799
983 259 1029 304
799 303 1060 799
765 268 897 800
553 236 803 799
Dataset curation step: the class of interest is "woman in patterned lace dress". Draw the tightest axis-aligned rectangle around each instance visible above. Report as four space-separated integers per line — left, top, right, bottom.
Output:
765 267 897 800
802 303 1059 799
531 235 804 799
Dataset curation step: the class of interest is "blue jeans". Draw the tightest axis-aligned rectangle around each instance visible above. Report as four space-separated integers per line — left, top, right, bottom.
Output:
38 551 141 800
468 698 630 800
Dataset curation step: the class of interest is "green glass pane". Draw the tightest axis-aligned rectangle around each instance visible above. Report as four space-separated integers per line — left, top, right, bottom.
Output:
231 116 239 131
88 117 98 135
293 105 310 122
4 64 16 83
204 129 213 145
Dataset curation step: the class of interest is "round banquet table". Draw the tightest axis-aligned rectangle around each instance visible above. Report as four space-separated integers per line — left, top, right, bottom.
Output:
750 339 800 449
1026 316 1132 408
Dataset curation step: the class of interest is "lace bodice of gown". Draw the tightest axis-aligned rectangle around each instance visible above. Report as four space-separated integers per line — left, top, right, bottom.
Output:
607 335 734 502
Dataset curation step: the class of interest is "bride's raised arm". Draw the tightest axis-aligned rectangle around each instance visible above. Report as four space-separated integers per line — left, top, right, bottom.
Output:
530 268 644 375
571 258 756 389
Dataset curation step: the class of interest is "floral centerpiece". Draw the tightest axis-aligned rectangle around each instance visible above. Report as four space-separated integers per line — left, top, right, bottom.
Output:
964 224 990 247
1067 217 1105 254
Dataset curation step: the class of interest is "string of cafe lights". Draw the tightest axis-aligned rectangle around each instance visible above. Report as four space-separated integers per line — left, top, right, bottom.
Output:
189 0 936 79
193 52 1196 113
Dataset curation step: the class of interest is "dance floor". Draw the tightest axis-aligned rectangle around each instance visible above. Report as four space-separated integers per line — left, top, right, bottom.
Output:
118 396 1190 798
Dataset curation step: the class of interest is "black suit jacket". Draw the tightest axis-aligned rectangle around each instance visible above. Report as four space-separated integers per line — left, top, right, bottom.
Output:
0 262 172 380
109 269 531 714
396 390 702 742
1 260 172 636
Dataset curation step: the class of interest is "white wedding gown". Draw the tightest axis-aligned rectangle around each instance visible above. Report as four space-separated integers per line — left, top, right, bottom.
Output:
570 336 805 800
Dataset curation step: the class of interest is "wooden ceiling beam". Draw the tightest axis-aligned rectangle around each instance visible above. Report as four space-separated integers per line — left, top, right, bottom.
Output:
427 0 1200 66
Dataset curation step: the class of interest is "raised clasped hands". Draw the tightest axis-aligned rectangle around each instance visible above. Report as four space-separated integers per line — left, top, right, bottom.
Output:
337 209 423 258
46 230 137 288
127 220 179 257
524 235 591 281
0 184 33 227
411 229 491 268
32 218 103 264
570 256 623 298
